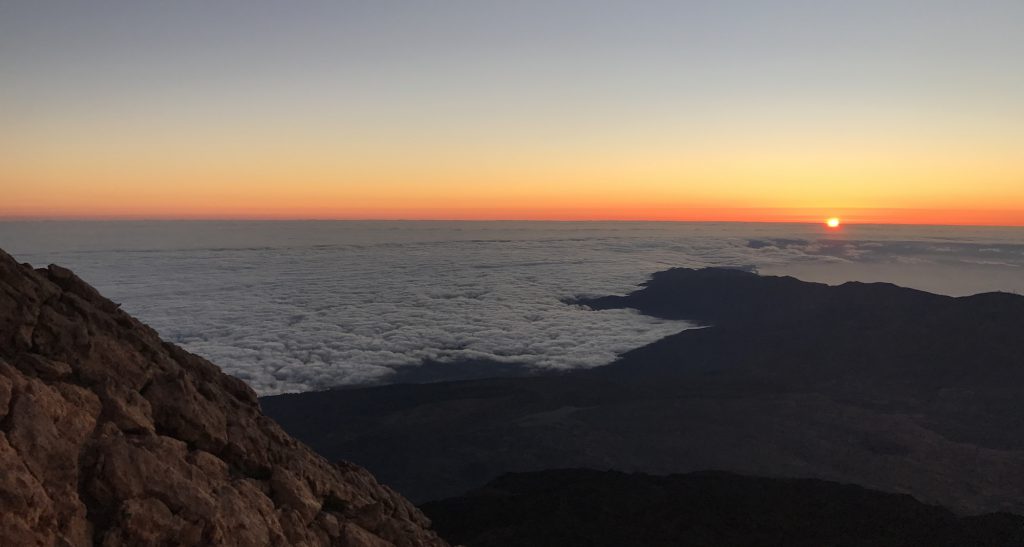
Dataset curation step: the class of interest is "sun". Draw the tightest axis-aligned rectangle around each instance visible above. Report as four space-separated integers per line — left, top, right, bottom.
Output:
826 217 841 228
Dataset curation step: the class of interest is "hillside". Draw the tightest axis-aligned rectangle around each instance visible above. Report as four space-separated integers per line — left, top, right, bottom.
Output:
0 248 446 546
422 469 1024 547
264 268 1024 513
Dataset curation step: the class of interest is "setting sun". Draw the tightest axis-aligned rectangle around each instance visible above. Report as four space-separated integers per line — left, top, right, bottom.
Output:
826 218 841 228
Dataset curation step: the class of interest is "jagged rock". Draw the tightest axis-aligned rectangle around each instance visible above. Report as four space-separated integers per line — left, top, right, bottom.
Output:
0 248 447 547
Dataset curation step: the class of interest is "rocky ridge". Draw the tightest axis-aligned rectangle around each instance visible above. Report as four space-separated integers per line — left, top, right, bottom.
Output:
0 248 447 546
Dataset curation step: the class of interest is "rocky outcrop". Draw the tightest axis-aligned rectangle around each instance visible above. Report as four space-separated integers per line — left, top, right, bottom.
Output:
0 248 446 546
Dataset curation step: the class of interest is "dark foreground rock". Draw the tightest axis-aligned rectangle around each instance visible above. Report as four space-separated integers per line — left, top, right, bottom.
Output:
263 267 1024 513
421 469 1024 547
0 248 446 546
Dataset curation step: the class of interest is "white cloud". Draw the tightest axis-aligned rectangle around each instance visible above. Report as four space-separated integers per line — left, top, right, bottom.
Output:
4 221 1023 395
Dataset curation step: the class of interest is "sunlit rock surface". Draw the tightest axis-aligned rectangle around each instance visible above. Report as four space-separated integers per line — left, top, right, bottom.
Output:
0 248 446 546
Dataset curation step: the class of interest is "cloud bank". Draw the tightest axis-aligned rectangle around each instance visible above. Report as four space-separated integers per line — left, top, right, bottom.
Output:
4 221 1022 395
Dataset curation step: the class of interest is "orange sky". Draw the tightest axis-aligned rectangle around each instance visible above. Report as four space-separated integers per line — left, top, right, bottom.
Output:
2 3 1022 226
4 78 1021 225
4 130 1021 224
4 184 1023 226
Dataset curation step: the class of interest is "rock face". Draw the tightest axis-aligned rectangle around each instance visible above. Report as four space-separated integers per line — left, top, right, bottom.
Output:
422 469 1024 547
0 248 446 546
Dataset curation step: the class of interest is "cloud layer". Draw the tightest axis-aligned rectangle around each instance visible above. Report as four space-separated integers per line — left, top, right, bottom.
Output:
4 221 1023 395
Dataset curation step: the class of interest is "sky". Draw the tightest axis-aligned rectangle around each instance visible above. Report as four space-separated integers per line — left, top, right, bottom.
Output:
2 1 1022 224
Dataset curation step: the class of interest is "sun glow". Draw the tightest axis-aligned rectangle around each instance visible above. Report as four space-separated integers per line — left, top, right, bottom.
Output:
826 217 841 228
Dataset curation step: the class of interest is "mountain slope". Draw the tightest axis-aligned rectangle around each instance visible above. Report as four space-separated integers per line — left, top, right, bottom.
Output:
421 469 1024 547
263 268 1024 513
0 248 446 546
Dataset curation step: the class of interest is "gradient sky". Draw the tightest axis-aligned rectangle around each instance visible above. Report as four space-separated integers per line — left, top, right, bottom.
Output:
2 1 1022 224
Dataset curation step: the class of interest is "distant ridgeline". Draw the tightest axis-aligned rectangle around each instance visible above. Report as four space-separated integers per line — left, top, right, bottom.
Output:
263 267 1024 518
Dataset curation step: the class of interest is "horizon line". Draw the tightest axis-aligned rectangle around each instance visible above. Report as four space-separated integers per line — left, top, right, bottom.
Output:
2 216 1024 229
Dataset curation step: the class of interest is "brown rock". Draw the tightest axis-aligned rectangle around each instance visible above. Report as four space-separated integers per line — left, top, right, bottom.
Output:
0 248 446 547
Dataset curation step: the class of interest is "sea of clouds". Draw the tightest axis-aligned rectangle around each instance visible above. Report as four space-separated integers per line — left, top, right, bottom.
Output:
2 221 1022 395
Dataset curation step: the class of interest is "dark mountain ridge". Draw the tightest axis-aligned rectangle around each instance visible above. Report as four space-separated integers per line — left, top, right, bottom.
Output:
421 469 1024 547
263 267 1024 513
